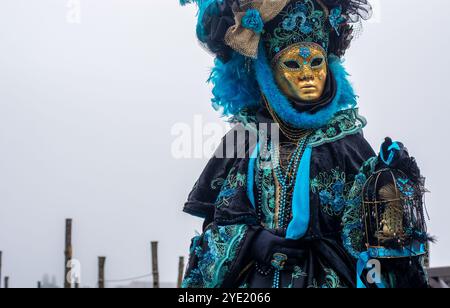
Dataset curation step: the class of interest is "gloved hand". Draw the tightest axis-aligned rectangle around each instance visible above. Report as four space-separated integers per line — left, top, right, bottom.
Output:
251 229 305 271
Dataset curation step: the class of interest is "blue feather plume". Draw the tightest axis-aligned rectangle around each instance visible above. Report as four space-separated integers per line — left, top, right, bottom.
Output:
208 53 261 116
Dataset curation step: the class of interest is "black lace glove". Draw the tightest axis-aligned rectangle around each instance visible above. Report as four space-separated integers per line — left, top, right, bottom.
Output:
251 229 305 271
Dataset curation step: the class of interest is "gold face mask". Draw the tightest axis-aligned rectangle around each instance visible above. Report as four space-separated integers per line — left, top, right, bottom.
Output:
272 42 328 102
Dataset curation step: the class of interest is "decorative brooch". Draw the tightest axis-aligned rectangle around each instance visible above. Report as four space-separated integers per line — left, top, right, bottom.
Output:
271 253 288 271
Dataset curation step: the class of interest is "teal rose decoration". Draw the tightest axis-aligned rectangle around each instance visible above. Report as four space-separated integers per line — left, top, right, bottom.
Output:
329 6 346 35
242 9 264 34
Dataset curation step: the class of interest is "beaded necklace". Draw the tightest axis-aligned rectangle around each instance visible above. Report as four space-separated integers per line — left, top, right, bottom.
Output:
256 142 272 226
271 138 309 229
270 135 310 288
263 95 312 142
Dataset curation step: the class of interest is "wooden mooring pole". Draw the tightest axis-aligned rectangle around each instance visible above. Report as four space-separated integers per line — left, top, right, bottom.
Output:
151 242 159 288
177 256 185 288
98 256 106 289
64 219 73 288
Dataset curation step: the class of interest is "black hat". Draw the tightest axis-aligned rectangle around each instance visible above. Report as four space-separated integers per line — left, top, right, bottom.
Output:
182 0 372 61
262 0 333 60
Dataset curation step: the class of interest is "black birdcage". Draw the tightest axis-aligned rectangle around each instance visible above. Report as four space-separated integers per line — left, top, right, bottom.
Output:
362 168 428 254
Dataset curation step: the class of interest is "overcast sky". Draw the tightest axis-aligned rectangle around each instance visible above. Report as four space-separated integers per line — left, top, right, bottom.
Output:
0 0 449 288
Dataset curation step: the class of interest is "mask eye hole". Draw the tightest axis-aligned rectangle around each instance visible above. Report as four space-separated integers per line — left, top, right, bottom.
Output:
283 60 301 69
310 57 325 68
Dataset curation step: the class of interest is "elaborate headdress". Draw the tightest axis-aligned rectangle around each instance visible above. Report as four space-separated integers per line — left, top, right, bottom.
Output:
180 0 372 128
181 0 371 60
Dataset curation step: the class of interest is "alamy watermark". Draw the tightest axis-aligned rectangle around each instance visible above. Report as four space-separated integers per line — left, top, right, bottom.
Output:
66 259 82 286
367 259 382 286
171 115 280 161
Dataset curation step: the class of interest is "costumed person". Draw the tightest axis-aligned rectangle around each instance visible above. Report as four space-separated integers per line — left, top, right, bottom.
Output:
179 0 432 288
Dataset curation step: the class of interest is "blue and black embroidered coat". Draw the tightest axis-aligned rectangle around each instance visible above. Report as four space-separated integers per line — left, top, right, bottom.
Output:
181 108 429 289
